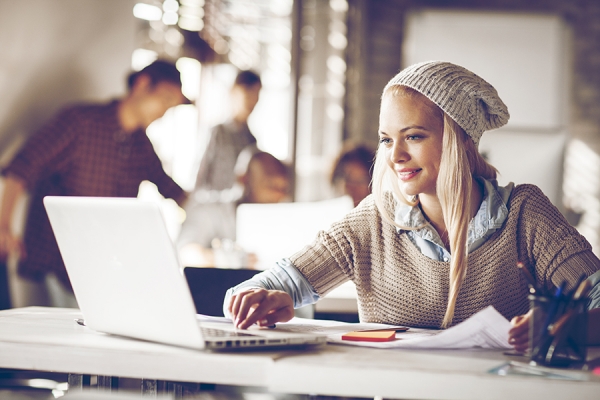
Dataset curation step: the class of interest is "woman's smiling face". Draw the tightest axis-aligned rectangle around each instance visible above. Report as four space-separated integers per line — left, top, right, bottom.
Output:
378 90 444 198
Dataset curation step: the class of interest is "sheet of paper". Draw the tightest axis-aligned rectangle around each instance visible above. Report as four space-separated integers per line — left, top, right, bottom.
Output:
273 317 425 335
275 305 512 350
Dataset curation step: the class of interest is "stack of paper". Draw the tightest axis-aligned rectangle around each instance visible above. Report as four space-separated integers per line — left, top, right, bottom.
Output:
274 305 512 350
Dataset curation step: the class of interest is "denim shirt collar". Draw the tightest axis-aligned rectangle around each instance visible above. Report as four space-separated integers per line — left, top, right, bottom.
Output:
394 178 514 251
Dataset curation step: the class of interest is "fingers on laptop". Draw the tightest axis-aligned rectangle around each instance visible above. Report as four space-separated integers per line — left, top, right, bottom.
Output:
230 288 294 329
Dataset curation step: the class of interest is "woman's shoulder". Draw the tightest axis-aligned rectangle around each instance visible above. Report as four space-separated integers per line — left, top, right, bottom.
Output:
349 192 395 216
511 183 545 196
509 183 553 207
508 183 569 227
330 193 396 236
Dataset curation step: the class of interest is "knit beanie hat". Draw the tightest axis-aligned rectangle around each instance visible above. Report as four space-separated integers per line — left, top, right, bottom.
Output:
383 61 510 146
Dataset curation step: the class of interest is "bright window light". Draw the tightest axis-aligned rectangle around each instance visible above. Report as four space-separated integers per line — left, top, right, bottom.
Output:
180 5 205 17
131 48 158 71
176 57 201 101
133 3 162 21
163 11 179 25
329 0 348 13
163 0 179 13
181 0 205 6
178 16 204 32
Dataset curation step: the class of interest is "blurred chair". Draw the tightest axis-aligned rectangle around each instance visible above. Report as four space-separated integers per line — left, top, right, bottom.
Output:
184 267 260 317
184 267 314 319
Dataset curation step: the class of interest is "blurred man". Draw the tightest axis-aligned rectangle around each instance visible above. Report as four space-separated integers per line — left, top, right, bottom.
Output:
194 70 262 195
178 149 289 268
0 60 190 307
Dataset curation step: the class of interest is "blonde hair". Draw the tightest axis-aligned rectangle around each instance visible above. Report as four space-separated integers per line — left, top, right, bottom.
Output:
374 85 497 328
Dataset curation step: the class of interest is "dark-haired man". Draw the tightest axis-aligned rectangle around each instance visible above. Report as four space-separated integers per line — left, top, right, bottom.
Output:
0 60 190 306
194 70 262 194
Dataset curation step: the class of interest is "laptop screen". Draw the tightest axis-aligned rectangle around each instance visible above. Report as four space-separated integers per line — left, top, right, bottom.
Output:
236 196 354 270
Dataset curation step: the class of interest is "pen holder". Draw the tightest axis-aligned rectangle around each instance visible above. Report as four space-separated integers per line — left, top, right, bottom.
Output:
528 293 587 367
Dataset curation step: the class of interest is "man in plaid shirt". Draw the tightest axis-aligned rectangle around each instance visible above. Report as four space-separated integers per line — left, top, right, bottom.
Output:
0 60 189 306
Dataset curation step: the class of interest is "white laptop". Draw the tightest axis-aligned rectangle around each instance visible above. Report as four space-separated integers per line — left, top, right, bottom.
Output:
43 196 326 351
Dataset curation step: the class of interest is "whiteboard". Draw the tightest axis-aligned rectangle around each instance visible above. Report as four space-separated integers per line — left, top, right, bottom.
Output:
403 10 568 131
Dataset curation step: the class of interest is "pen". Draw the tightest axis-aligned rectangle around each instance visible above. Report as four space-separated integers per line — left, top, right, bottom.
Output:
548 309 575 336
543 281 566 329
532 280 566 359
516 262 539 294
572 279 592 303
538 281 567 354
563 273 587 305
356 326 409 333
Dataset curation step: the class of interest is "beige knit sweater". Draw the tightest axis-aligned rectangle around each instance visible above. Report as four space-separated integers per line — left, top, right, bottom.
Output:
290 184 600 328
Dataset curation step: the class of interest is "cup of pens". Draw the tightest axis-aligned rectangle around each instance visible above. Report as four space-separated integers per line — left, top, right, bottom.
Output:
519 263 591 367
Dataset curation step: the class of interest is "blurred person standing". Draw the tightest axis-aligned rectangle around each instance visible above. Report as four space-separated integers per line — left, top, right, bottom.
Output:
178 148 290 268
0 60 190 307
194 70 262 196
330 142 375 207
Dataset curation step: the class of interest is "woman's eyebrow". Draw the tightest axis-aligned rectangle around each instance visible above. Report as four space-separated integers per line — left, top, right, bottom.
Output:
399 125 430 133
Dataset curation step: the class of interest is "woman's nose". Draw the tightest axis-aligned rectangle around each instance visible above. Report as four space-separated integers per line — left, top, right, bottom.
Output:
391 142 409 164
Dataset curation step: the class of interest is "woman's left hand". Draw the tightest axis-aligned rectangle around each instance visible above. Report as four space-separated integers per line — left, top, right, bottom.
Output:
508 309 532 353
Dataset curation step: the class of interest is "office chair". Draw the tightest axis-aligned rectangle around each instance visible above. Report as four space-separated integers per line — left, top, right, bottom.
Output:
184 267 314 319
183 267 260 317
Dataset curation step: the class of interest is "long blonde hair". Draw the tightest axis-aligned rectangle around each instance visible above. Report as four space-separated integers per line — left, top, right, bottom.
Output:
373 86 497 327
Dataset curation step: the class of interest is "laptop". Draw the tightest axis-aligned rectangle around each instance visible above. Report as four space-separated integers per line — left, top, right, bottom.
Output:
43 196 327 351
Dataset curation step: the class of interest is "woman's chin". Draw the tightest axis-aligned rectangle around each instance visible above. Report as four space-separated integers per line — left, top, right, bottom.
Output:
399 185 419 198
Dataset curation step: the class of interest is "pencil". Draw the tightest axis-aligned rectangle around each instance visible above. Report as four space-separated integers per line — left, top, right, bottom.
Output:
572 279 592 302
516 261 539 294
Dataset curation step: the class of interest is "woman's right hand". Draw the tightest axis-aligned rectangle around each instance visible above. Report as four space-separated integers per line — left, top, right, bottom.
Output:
508 309 532 353
228 288 294 329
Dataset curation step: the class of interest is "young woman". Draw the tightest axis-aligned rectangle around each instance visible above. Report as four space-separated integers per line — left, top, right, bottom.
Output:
225 61 600 351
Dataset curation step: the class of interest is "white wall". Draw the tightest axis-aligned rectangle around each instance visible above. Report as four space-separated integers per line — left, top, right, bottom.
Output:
0 0 137 163
403 10 570 206
0 0 137 307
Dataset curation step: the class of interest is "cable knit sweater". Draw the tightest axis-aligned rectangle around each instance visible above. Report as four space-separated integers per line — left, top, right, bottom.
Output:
290 184 600 328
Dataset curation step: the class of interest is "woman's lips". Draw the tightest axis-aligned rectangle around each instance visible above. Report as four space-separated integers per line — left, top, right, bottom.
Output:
397 168 422 181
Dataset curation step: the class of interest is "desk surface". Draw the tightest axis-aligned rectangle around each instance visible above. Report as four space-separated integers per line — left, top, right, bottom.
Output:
1 307 599 400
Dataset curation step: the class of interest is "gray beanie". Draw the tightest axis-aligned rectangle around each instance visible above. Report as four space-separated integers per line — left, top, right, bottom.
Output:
383 61 510 146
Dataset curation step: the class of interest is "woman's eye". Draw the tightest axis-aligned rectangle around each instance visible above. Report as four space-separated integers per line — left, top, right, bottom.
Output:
406 135 422 141
379 137 392 146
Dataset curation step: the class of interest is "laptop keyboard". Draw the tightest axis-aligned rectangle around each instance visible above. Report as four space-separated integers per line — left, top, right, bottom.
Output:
200 327 255 338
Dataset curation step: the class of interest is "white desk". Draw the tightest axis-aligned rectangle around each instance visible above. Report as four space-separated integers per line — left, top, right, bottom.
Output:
1 307 599 400
0 307 273 386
